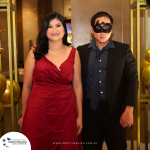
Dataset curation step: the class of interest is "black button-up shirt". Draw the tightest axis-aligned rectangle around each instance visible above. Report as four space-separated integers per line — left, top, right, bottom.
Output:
86 38 115 101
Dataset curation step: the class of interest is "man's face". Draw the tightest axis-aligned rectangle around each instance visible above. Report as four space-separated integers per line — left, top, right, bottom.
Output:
90 17 113 44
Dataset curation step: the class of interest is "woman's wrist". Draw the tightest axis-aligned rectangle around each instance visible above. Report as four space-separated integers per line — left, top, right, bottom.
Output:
77 114 82 119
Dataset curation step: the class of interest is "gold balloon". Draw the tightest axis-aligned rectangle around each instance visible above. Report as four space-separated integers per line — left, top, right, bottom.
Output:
0 79 21 104
0 72 6 97
145 49 150 63
142 65 150 87
0 101 4 120
140 59 150 73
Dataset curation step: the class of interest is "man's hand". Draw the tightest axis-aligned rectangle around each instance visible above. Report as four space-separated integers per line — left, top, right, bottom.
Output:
120 106 134 128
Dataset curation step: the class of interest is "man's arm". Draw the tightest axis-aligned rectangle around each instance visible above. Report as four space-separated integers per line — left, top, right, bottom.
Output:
120 46 139 128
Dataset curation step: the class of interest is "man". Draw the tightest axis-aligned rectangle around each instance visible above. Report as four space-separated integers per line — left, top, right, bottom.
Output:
77 11 139 150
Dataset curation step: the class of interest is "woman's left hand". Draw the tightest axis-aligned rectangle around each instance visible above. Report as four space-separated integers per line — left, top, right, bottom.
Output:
77 117 83 135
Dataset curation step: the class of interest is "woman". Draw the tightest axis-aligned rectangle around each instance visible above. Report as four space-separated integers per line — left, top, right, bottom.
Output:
18 12 82 150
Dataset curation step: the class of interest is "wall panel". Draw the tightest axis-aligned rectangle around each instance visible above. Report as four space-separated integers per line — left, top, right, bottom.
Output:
0 12 9 72
38 0 52 32
22 0 38 61
16 0 24 63
71 0 130 48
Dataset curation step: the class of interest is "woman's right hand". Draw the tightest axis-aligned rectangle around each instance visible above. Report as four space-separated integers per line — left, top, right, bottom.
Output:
18 116 23 129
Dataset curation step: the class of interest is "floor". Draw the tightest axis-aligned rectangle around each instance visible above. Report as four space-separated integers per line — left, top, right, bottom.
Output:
102 141 150 150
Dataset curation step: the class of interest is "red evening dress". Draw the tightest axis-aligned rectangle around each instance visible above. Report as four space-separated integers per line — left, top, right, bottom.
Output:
21 48 82 150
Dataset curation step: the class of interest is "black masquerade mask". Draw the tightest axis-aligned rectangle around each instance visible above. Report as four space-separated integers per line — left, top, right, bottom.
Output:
92 20 112 33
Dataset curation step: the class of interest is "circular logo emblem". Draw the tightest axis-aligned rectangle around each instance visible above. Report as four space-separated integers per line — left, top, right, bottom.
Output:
0 132 31 150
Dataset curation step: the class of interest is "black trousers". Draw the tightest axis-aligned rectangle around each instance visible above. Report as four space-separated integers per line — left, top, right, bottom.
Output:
82 99 127 150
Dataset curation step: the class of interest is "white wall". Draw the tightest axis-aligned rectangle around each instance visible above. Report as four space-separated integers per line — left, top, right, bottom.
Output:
22 0 38 61
71 0 130 48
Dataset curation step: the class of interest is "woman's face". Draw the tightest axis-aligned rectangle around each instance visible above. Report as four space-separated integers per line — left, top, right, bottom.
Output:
46 18 65 42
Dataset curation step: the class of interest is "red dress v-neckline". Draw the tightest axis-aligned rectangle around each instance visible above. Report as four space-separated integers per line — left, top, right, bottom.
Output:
44 47 73 70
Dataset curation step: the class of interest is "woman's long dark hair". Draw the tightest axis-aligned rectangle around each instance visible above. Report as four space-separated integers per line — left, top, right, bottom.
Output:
34 12 70 60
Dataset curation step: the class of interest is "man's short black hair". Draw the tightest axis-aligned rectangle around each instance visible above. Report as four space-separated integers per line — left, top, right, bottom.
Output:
91 11 113 26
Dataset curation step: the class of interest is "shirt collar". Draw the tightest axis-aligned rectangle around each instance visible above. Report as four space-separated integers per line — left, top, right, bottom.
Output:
88 38 115 50
88 38 96 49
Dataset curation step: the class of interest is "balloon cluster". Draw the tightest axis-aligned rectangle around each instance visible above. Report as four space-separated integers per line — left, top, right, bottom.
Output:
0 74 21 119
141 49 150 87
0 72 21 120
0 79 21 104
0 28 21 119
0 72 6 120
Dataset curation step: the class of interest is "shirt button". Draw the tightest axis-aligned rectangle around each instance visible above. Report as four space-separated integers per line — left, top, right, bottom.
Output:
99 81 101 83
99 70 101 72
101 91 103 94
